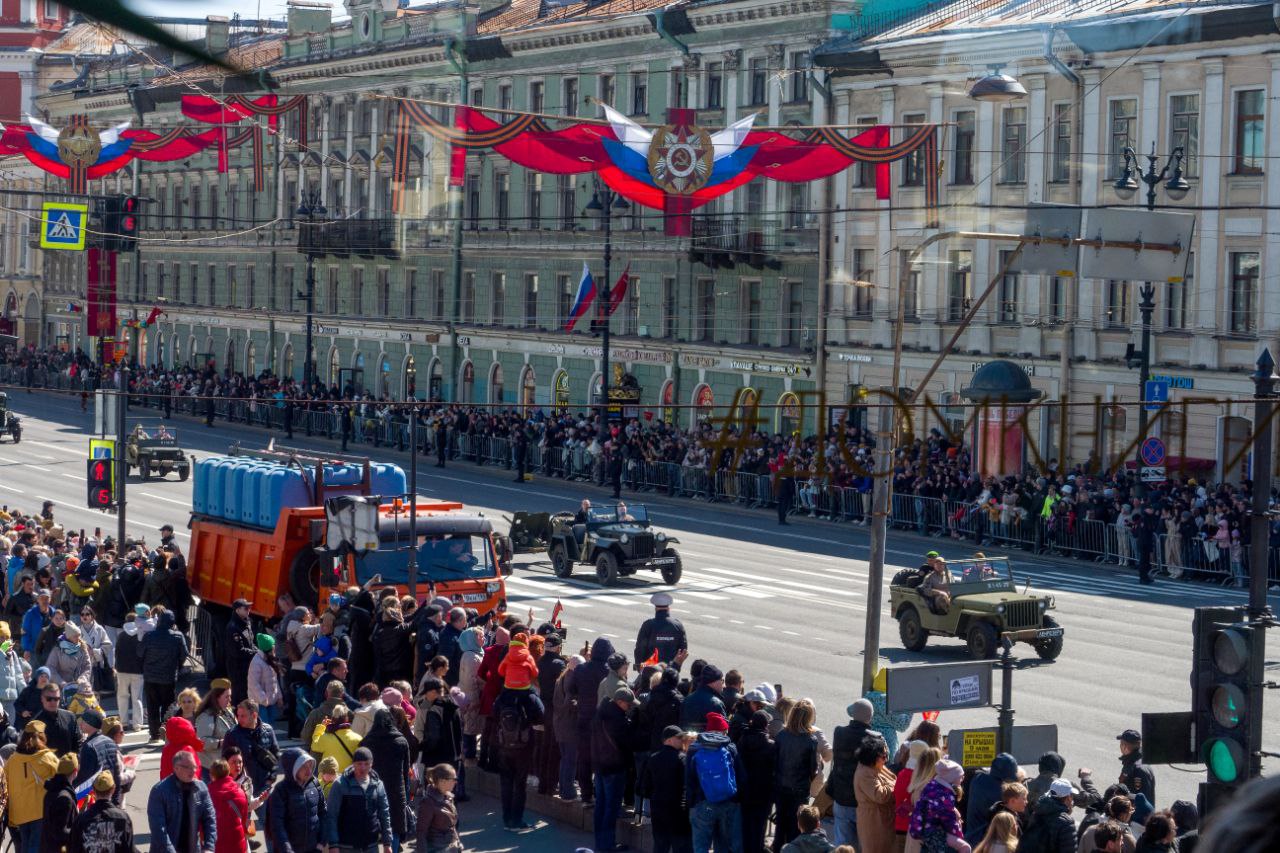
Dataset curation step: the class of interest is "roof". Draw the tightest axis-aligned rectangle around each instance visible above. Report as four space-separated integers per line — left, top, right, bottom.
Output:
148 35 284 86
41 21 130 57
477 0 675 36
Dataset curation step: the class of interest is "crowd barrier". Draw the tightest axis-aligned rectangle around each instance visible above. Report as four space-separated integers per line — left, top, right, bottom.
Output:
2 364 1274 587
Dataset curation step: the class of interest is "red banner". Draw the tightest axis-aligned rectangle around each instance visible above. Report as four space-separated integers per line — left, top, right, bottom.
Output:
86 248 117 337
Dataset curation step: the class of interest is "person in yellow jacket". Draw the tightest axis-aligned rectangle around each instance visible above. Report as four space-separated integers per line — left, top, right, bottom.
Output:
308 705 362 772
8 720 60 853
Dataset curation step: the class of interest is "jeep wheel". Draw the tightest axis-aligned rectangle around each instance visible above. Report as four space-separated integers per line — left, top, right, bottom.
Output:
1035 615 1064 661
898 605 928 651
595 551 620 586
178 465 190 482
9 426 19 444
967 622 999 659
550 544 572 578
660 549 683 585
139 460 151 481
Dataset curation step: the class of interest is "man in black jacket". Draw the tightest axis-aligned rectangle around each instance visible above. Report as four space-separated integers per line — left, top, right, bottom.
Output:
138 609 187 743
70 773 134 853
437 608 467 688
642 725 693 853
1022 779 1079 853
43 753 80 853
570 636 615 805
591 687 635 853
1117 729 1156 804
268 747 326 853
36 684 82 756
76 709 123 806
412 604 444 685
225 599 257 704
828 699 874 848
535 634 566 795
633 593 688 667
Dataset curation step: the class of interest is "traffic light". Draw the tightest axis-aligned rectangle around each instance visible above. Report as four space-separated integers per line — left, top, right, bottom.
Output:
101 196 121 251
86 458 115 509
1192 606 1264 790
100 195 141 252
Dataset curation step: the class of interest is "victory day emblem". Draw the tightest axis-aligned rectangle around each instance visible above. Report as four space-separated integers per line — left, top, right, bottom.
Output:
648 121 715 195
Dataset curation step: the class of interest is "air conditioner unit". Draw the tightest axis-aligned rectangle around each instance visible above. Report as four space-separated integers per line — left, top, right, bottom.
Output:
637 325 650 337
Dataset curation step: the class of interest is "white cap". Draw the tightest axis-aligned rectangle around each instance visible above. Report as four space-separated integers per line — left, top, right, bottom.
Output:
650 592 673 608
1049 779 1078 798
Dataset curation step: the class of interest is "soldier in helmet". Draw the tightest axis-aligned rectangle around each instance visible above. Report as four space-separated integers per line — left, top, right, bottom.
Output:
634 593 688 668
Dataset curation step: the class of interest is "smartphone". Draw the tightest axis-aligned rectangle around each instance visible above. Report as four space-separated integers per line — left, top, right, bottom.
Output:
774 683 783 699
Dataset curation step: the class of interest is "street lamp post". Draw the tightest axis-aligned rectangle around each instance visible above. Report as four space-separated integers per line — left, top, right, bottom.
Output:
296 189 326 392
585 178 629 443
1248 350 1277 620
1113 144 1188 499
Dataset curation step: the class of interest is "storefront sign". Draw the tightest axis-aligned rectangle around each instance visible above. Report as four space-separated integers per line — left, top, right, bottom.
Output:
1150 374 1194 390
971 361 1034 377
579 346 670 364
316 325 339 335
680 354 720 368
836 353 873 363
456 335 471 346
728 359 806 376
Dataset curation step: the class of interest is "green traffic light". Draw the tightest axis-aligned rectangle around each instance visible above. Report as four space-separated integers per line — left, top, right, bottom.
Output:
1206 738 1245 784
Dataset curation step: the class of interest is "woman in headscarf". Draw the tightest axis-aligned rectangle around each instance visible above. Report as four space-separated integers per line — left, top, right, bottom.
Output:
456 627 486 764
360 709 412 852
44 622 90 689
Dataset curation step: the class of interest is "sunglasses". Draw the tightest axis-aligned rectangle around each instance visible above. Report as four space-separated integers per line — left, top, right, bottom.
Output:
42 695 59 702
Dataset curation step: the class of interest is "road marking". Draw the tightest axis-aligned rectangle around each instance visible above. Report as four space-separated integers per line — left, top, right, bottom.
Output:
0 456 51 472
754 625 774 631
0 484 23 494
26 440 69 458
675 590 730 601
60 472 83 481
729 619 744 625
700 614 720 620
782 630 800 636
141 491 191 507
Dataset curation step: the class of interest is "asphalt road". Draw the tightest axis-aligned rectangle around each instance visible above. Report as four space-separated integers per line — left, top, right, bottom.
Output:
4 388 1277 814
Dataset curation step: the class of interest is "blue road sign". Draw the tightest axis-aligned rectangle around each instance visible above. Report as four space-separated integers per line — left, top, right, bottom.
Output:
1141 437 1166 467
1145 379 1169 411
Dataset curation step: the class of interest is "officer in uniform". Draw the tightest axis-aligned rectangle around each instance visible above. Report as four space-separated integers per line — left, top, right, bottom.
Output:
1117 729 1156 804
634 592 688 667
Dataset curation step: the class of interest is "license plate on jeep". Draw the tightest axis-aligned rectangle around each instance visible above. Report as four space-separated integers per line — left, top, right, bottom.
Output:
461 593 490 603
651 557 676 565
1035 628 1064 640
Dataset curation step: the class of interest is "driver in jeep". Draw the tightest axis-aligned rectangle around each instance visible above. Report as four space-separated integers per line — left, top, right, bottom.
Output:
919 552 952 614
616 502 635 523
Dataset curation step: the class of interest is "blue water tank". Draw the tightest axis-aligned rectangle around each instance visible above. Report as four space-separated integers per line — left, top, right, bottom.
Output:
240 464 265 526
206 458 232 518
192 457 210 516
226 460 254 524
371 463 407 498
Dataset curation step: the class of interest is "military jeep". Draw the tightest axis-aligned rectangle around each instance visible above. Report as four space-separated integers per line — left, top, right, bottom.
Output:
547 503 682 586
0 393 20 443
889 556 1063 660
125 428 190 481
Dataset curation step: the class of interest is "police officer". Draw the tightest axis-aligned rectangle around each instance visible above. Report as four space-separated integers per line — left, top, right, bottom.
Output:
1117 729 1156 804
634 592 687 667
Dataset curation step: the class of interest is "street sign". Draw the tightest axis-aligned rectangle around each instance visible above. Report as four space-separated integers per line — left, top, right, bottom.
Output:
1141 466 1167 483
1141 437 1166 467
1145 380 1169 412
947 724 1059 767
1078 209 1196 283
39 201 88 251
94 391 117 437
1011 204 1081 277
886 661 994 715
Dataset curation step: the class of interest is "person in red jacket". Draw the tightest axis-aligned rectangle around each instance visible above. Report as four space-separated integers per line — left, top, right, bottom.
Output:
207 759 250 853
475 625 511 772
159 714 205 780
496 633 538 691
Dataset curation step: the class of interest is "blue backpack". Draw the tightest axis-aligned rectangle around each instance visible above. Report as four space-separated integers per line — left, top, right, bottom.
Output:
693 743 738 803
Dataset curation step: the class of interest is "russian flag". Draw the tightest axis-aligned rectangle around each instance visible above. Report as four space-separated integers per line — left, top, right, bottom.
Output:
564 262 596 332
75 774 95 809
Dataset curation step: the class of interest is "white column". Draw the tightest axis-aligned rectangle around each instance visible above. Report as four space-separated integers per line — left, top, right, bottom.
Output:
367 102 380 214
1192 59 1225 366
1026 74 1047 204
1075 69 1103 361
967 99 996 353
1263 56 1280 337
1139 63 1162 158
765 45 783 216
319 100 331 207
833 89 852 345
723 52 739 215
923 84 945 333
344 96 356 214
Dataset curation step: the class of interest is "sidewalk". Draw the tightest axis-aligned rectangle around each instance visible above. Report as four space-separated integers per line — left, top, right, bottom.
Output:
455 791 597 853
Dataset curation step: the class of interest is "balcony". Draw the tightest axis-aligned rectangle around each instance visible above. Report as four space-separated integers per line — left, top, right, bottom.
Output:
690 216 804 269
298 218 398 259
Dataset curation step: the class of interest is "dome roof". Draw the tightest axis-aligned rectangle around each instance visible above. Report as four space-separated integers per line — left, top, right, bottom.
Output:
961 360 1042 403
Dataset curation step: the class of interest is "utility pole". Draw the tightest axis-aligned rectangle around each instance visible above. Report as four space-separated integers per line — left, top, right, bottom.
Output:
997 639 1015 753
115 364 128 545
408 403 418 602
447 41 468 404
1248 350 1277 620
1133 283 1155 500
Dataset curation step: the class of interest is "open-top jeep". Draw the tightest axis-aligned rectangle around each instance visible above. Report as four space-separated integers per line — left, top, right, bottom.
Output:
548 503 682 586
889 556 1063 660
125 427 190 481
0 393 19 443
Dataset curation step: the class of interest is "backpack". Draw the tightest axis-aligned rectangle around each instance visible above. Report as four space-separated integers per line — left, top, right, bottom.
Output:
693 743 738 804
496 703 530 751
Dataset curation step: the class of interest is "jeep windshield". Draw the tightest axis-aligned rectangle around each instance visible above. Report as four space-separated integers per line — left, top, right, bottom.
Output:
943 557 1015 594
588 504 649 525
353 514 499 585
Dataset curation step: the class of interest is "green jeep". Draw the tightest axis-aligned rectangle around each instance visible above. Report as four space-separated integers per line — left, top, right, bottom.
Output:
889 556 1063 660
547 503 682 586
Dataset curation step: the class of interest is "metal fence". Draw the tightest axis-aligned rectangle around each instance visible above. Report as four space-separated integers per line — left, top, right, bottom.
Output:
2 365 1273 587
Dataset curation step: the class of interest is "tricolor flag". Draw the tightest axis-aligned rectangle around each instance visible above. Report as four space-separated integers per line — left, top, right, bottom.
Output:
550 598 564 630
564 263 596 332
606 262 631 317
66 302 82 313
74 774 95 809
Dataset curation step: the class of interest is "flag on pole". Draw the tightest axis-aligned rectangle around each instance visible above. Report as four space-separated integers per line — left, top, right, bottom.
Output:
564 263 596 332
644 647 660 666
74 774 95 809
606 262 631 317
449 106 468 188
550 598 564 630
143 306 166 327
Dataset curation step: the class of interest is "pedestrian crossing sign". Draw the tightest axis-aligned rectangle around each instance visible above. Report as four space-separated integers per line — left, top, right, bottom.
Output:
39 201 88 250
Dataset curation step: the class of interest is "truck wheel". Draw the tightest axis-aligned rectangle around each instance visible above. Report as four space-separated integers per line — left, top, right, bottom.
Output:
140 460 151 481
967 621 999 659
10 427 19 444
898 605 928 651
197 605 229 679
179 465 190 482
660 549 683 585
550 544 572 578
595 551 620 586
1035 615 1064 661
290 549 321 610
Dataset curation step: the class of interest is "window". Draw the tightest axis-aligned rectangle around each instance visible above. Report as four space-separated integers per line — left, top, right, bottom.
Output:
599 74 615 112
495 173 510 229
947 250 971 322
465 175 480 230
351 267 364 315
662 275 677 337
405 268 417 318
998 250 1019 323
377 268 390 316
563 78 578 117
1049 277 1067 322
696 278 715 341
1051 103 1072 183
903 255 920 320
952 111 975 185
624 275 639 335
786 183 808 229
432 270 445 320
901 114 925 186
208 187 219 229
785 281 804 347
1170 94 1199 178
743 280 761 345
227 266 238 308
462 272 475 322
671 68 688 109
1109 99 1137 179
1229 252 1259 332
1233 89 1264 174
469 86 483 107
188 263 198 304
558 274 573 327
524 274 538 329
1000 107 1027 183
529 81 544 114
275 266 289 311
789 51 810 102
247 265 258 309
189 185 201 228
527 173 542 229
326 268 339 314
1165 253 1190 330
498 84 513 113
749 58 767 106
491 272 506 325
851 249 874 319
631 73 647 115
559 176 575 230
140 265 150 301
706 62 723 109
745 182 764 220
207 264 217 307
853 116 877 187
1106 280 1129 327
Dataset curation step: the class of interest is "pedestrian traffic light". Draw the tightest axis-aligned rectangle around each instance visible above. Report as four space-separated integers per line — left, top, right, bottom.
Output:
116 195 141 252
86 458 115 509
1191 606 1264 788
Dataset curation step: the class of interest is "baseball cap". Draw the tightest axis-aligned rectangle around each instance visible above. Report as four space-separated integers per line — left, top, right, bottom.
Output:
613 687 636 705
160 524 174 533
1117 729 1142 744
353 747 373 763
1049 779 1079 798
36 588 51 599
232 598 251 610
926 550 940 559
742 689 767 704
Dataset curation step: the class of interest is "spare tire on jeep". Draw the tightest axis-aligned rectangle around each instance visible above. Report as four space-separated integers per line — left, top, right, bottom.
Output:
890 567 925 588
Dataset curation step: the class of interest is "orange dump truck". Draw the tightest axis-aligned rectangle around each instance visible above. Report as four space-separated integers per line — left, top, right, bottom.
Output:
188 446 509 668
